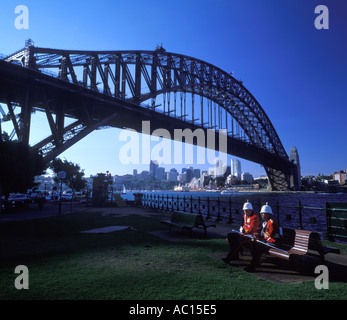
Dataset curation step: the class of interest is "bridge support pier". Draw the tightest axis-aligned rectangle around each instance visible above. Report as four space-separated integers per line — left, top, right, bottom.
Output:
18 88 32 145
265 162 301 191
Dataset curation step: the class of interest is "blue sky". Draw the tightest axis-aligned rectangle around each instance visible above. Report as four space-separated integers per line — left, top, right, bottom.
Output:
0 0 346 177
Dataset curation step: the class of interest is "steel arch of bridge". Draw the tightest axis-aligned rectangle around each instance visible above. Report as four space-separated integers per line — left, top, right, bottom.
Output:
0 45 300 190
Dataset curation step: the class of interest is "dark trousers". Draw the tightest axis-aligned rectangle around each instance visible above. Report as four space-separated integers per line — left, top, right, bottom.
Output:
225 232 252 260
225 232 268 265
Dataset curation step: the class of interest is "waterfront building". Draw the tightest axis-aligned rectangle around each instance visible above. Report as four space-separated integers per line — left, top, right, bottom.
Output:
333 171 347 185
241 172 253 184
189 177 200 190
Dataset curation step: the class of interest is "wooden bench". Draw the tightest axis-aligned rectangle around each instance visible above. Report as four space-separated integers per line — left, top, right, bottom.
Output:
161 211 216 235
266 228 340 263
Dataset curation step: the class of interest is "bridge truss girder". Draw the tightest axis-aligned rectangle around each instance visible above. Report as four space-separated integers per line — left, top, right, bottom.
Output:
1 45 300 190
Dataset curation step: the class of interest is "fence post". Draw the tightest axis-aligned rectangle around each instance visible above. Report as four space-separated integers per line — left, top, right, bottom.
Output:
276 199 280 226
325 202 332 241
206 196 211 220
198 196 201 215
228 198 233 224
183 195 186 212
298 200 303 229
216 197 222 222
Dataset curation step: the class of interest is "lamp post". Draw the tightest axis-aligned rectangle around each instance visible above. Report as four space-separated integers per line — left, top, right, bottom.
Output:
58 171 66 215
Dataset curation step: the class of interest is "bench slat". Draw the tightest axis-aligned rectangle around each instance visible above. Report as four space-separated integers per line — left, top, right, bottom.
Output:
268 228 340 263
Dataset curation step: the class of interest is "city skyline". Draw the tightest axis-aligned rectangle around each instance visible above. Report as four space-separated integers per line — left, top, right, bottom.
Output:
96 158 255 183
0 1 346 179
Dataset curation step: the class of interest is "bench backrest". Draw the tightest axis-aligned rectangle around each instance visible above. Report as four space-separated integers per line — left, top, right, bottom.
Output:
171 212 199 226
291 230 311 254
282 228 324 255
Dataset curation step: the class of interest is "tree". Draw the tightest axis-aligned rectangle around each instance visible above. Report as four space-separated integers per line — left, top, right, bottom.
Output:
0 133 46 199
49 158 86 192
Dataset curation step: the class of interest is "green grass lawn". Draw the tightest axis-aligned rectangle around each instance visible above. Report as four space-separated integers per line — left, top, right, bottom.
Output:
0 210 346 300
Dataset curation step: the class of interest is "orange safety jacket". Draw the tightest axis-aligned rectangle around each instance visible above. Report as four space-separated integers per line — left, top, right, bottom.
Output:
243 213 262 239
261 218 280 244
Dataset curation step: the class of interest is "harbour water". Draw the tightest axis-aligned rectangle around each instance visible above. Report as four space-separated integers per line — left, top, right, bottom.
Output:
139 191 347 238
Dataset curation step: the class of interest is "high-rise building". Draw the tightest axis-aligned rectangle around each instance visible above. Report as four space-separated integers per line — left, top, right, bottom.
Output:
187 167 194 182
178 172 187 183
156 167 165 180
193 169 201 179
167 168 178 182
150 160 158 178
214 159 225 177
231 159 241 180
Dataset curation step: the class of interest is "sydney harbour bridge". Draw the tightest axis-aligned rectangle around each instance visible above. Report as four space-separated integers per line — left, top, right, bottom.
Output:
0 41 301 191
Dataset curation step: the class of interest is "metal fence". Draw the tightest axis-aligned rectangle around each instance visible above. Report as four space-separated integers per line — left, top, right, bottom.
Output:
140 193 344 239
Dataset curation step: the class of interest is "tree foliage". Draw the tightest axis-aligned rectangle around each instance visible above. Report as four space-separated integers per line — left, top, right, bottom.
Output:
0 133 46 198
49 158 86 191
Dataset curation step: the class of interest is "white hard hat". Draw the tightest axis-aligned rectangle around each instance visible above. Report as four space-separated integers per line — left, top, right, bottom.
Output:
260 203 273 215
243 200 253 210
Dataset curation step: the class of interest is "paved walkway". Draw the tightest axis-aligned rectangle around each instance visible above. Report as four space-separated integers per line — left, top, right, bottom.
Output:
0 201 87 222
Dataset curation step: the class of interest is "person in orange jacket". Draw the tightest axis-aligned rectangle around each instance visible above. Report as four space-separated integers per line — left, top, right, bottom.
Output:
241 202 262 239
260 203 280 244
245 203 282 272
222 200 261 263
